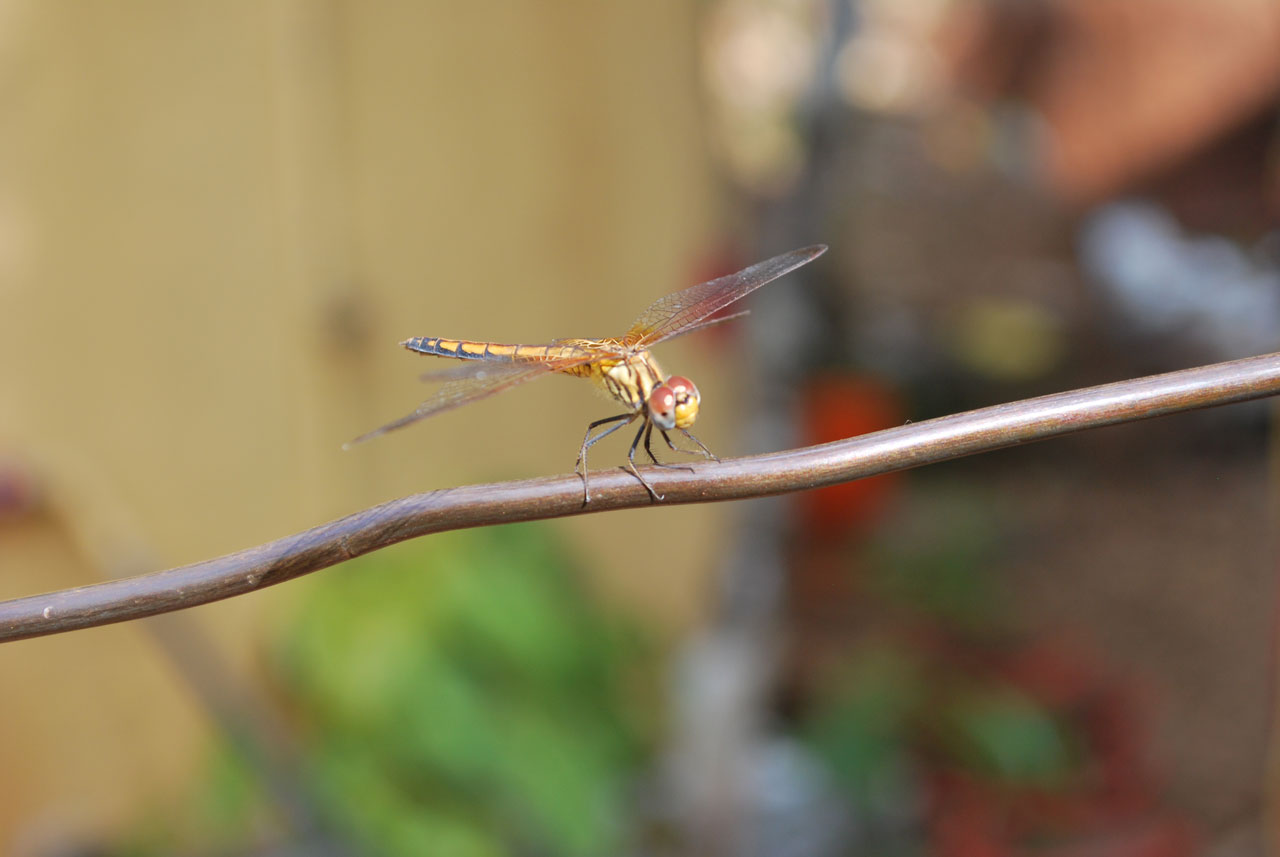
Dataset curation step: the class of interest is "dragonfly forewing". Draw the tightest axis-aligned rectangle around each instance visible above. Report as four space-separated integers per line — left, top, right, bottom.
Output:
623 244 827 350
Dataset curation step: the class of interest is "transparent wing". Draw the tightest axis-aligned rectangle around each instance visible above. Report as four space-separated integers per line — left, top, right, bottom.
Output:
345 347 596 447
623 245 827 349
417 362 529 382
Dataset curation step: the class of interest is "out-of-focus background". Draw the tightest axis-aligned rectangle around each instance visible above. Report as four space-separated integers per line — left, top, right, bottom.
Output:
1 2 1278 855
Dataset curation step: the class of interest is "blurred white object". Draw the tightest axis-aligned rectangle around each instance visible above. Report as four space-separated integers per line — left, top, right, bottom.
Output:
1080 201 1280 359
664 631 854 857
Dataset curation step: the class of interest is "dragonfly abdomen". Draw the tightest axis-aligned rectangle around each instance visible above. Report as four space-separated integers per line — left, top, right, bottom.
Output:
402 337 580 363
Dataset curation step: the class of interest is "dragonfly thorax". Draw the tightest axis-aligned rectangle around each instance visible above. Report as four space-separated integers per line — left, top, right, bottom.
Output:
593 351 700 429
592 350 664 410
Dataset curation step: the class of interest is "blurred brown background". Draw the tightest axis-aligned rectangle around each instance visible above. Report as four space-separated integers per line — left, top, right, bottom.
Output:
1 2 1279 856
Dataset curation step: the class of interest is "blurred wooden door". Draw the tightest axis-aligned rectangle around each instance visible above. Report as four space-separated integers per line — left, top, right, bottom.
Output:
0 1 714 845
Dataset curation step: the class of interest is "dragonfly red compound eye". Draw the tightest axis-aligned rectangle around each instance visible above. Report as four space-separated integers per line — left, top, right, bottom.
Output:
665 375 700 428
666 376 694 397
648 385 678 430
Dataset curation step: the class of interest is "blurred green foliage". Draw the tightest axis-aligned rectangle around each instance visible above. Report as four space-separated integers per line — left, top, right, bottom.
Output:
807 649 1076 807
933 687 1075 785
803 646 923 816
281 524 654 857
804 492 1077 825
868 493 1009 633
119 524 654 857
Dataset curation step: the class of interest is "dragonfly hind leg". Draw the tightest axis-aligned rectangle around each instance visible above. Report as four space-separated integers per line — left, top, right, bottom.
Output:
577 412 638 504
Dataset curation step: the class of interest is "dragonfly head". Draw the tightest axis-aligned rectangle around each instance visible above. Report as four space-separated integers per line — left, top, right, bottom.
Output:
648 375 700 431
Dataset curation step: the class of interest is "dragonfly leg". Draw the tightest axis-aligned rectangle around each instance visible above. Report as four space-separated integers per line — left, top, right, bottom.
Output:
645 423 697 472
577 412 637 504
626 421 664 502
677 427 720 462
656 428 721 462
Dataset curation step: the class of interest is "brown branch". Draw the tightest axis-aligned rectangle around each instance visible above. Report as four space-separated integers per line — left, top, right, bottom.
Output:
3 351 1279 644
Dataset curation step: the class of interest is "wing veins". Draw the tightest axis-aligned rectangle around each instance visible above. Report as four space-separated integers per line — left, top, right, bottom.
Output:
346 348 596 446
623 245 826 349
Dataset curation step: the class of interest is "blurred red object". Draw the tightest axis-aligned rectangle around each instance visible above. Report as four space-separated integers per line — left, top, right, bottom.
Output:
926 637 1197 857
797 374 903 539
0 460 39 521
683 243 750 347
932 775 1197 857
941 0 1280 213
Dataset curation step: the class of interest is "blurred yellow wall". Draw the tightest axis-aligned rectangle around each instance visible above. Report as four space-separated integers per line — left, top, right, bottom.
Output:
0 1 725 844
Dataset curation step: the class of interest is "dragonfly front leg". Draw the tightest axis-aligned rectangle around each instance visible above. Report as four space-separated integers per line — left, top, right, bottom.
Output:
577 412 638 504
659 428 721 462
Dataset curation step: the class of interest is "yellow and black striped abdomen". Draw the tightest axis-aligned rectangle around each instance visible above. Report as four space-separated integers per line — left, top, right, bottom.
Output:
402 337 589 364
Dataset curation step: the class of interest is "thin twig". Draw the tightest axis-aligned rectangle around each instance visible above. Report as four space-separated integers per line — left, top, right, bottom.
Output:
3 351 1279 644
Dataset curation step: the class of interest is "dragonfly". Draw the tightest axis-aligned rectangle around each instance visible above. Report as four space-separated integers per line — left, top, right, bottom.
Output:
348 244 828 502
